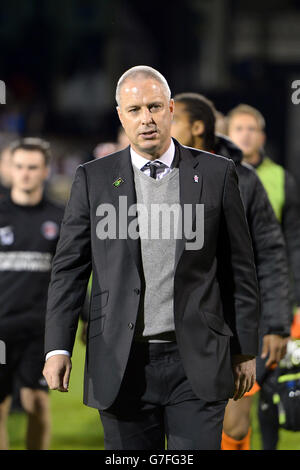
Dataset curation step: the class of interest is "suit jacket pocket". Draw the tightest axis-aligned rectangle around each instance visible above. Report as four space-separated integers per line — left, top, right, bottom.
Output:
90 290 109 321
203 311 233 336
89 314 106 339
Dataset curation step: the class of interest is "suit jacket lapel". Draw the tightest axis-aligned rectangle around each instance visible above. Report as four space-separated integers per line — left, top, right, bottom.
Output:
174 143 203 271
107 142 203 278
109 147 143 281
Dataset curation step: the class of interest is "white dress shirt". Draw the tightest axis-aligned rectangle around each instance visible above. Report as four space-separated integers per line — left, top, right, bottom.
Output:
45 139 176 361
130 138 175 176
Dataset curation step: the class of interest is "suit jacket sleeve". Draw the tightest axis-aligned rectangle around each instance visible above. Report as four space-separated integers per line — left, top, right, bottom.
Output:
246 171 290 337
282 170 300 308
45 165 92 356
222 160 260 356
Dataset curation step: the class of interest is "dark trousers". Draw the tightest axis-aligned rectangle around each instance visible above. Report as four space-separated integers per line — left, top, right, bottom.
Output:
258 391 279 450
99 342 227 450
256 355 279 450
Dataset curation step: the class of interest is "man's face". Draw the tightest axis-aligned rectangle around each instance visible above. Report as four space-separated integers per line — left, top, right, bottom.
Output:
117 77 174 158
11 149 49 193
171 102 194 147
228 113 265 159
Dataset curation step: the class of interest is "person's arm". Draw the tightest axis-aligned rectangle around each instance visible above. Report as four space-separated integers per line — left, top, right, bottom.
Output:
245 169 290 365
45 350 70 360
43 165 92 391
282 171 300 313
220 160 260 399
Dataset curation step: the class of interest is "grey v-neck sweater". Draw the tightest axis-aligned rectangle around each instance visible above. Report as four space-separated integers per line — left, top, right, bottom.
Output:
132 165 180 341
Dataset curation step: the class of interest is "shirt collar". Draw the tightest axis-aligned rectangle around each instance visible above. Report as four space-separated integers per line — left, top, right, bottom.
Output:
130 139 175 170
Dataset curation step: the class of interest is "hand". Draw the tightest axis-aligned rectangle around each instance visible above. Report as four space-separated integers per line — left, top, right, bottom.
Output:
43 354 72 392
231 355 256 401
261 334 287 368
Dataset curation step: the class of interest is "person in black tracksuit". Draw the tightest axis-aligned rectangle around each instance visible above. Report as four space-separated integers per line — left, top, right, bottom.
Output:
171 93 290 450
214 134 292 339
253 153 300 450
0 138 64 450
227 104 300 449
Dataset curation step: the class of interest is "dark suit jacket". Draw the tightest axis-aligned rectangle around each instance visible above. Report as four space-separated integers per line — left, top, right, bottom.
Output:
45 140 259 409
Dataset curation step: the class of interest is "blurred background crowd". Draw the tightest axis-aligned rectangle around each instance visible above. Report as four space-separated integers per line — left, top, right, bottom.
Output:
1 0 300 450
1 0 300 203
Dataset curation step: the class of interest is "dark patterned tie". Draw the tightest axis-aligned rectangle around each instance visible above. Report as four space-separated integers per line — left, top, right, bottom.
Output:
142 161 167 179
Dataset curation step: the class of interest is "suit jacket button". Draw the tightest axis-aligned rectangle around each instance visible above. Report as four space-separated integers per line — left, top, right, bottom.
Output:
128 322 134 329
134 288 140 295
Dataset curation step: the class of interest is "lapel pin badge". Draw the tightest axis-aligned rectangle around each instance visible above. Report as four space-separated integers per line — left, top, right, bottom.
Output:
194 175 199 183
113 177 124 188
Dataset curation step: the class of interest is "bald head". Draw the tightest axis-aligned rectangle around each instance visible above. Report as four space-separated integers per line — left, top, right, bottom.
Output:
115 66 171 107
115 66 174 159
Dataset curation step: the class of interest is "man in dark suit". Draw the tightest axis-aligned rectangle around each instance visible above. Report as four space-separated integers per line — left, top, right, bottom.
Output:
43 66 259 450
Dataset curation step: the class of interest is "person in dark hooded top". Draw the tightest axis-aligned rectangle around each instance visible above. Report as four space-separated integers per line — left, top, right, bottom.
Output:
171 92 290 450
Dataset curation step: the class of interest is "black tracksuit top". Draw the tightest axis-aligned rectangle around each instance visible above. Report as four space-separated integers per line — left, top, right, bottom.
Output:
0 195 64 340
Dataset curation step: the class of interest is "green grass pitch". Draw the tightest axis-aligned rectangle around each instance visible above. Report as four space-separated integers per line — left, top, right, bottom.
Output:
7 323 300 450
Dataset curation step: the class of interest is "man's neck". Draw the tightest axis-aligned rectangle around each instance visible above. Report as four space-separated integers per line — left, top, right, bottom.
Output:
131 139 172 161
193 136 205 151
11 187 44 206
243 151 261 166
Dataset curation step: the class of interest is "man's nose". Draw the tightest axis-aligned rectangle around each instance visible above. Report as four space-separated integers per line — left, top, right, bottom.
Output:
141 108 153 125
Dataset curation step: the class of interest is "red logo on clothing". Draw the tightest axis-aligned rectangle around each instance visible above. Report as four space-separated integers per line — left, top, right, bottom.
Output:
41 221 59 240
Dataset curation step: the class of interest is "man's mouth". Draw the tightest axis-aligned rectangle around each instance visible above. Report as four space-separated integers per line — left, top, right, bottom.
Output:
139 130 158 139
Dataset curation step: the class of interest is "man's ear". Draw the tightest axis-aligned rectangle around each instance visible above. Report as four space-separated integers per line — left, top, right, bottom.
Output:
169 99 175 118
260 131 266 148
191 120 205 137
44 165 51 181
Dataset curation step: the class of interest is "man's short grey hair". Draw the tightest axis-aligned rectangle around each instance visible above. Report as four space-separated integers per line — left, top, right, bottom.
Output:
115 65 171 106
